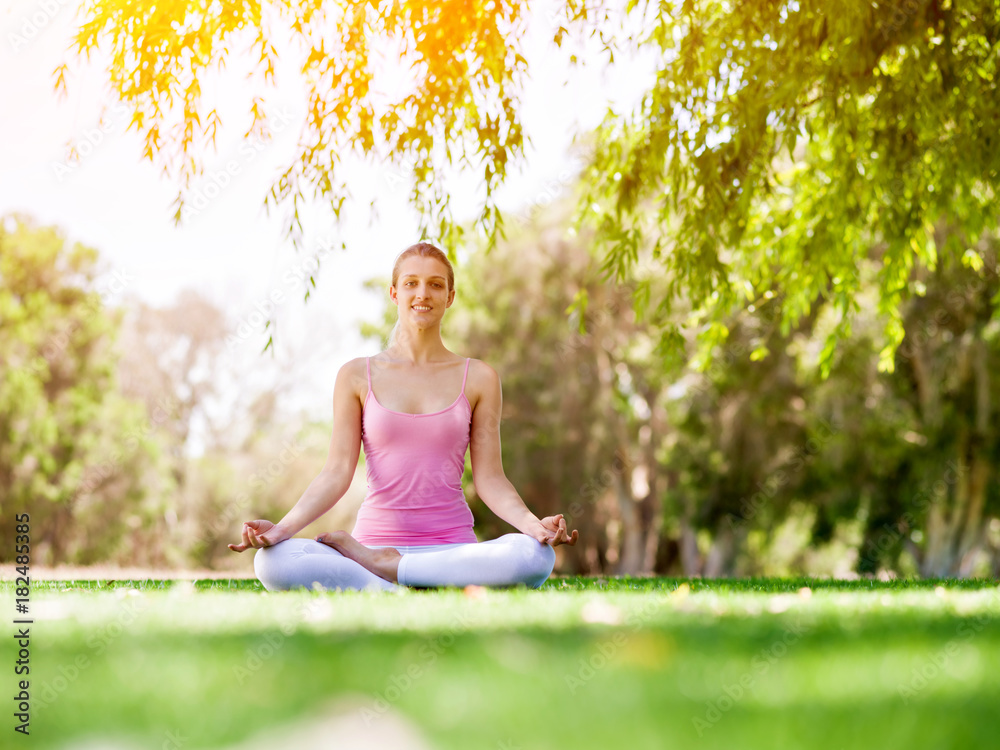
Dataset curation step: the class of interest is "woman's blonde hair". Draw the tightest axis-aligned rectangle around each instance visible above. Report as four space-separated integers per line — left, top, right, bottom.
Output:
391 242 455 291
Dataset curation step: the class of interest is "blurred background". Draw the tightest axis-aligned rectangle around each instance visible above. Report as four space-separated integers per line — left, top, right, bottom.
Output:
2 0 999 580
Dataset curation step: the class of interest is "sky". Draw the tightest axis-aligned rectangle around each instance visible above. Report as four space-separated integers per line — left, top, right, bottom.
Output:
0 0 657 443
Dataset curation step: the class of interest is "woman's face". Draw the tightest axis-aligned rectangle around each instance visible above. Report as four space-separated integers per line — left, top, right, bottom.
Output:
391 255 455 327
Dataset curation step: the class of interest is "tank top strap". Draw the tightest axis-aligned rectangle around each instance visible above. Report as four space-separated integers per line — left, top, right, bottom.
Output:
461 357 471 395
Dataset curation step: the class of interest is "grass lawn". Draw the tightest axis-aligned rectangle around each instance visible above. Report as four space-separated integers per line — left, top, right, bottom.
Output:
3 576 998 749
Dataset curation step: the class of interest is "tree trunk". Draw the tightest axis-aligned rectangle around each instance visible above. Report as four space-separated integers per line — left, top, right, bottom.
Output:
640 499 662 574
679 512 701 576
703 523 737 578
921 451 990 578
614 471 645 576
919 337 992 578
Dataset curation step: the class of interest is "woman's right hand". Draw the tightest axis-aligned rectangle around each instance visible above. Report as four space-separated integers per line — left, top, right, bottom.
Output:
228 520 289 552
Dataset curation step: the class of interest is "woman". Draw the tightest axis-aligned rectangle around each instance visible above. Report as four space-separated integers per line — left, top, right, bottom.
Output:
229 242 578 591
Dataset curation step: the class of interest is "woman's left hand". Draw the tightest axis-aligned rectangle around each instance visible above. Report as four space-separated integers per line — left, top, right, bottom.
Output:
530 514 579 547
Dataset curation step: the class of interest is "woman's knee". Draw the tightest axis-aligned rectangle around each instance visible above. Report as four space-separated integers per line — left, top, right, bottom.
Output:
507 533 556 584
533 540 557 579
253 546 281 590
253 541 305 591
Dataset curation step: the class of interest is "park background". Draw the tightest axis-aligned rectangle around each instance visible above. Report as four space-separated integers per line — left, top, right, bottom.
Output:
2 0 1000 583
3 2 1000 750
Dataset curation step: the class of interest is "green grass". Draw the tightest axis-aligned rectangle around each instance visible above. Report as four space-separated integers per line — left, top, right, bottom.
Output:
3 577 999 749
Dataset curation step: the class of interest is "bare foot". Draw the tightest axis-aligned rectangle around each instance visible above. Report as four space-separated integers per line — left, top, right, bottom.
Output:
315 530 402 583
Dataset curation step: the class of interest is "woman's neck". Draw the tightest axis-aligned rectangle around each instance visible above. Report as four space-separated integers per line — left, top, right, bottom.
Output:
388 327 454 365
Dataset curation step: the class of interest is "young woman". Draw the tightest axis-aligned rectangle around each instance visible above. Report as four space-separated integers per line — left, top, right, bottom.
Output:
229 242 578 591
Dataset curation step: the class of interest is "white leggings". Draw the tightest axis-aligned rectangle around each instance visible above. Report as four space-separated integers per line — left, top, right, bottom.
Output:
253 533 556 592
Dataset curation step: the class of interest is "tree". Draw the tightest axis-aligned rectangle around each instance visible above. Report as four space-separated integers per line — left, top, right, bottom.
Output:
804 225 1000 577
61 0 1000 366
576 0 1000 374
663 300 815 576
116 291 228 470
894 235 1000 576
113 288 337 567
60 0 529 254
0 214 164 564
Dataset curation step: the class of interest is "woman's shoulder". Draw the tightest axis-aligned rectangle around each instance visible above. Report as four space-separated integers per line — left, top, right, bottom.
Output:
338 356 370 375
465 358 501 410
335 357 371 398
462 357 498 379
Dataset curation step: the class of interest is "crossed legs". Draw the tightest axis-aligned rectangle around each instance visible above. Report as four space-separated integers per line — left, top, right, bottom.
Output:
253 533 556 592
314 530 403 583
253 537 401 592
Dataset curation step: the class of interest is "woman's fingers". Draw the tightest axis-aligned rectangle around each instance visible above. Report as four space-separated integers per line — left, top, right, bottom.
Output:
536 515 569 546
233 523 251 550
550 526 579 547
315 532 339 546
546 514 578 546
229 520 278 552
244 523 263 549
528 516 579 546
228 523 248 553
247 526 266 548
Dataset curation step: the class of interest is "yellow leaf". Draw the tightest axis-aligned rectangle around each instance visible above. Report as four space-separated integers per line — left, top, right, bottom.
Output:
962 249 984 272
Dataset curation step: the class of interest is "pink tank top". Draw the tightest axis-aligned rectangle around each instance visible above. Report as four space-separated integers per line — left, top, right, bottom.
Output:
351 357 478 545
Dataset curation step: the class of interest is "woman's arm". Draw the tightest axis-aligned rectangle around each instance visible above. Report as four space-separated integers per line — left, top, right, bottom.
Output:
469 362 578 546
229 359 364 551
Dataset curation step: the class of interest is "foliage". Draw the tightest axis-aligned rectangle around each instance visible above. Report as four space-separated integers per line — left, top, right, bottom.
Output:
663 298 816 575
0 214 166 564
803 227 1000 577
62 0 1000 368
60 0 529 253
579 0 1000 373
661 221 1000 578
111 289 348 568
